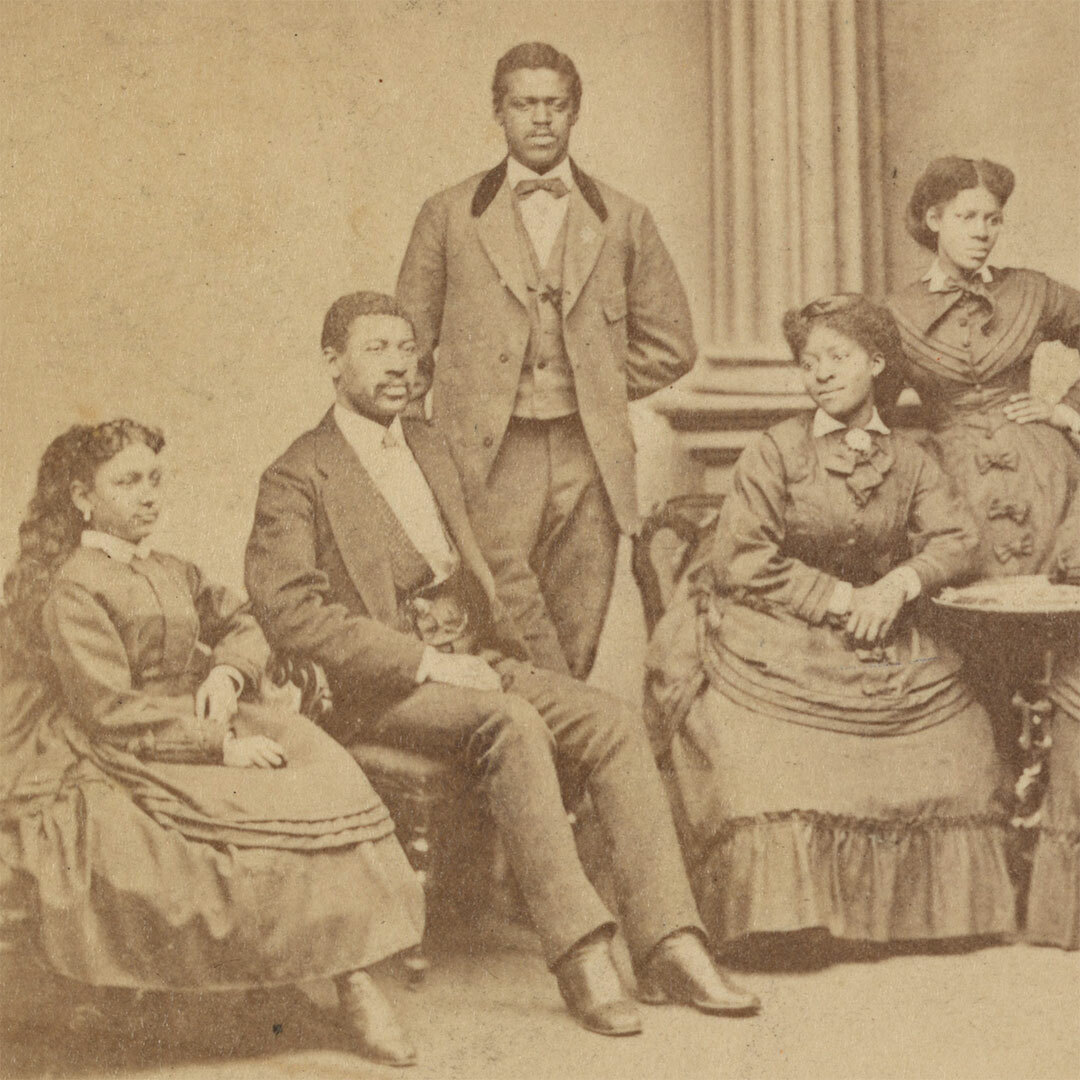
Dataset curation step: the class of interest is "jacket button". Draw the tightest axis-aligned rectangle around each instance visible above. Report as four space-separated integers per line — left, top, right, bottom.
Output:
483 435 494 448
536 360 548 370
499 353 509 364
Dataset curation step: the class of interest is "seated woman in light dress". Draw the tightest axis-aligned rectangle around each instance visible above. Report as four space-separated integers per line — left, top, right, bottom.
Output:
646 295 1016 958
1 419 424 1067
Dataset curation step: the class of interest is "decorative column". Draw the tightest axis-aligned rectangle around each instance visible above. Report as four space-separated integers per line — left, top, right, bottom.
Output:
654 0 887 492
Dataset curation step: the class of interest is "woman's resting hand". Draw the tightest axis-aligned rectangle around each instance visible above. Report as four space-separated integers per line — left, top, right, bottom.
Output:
845 575 908 647
1003 392 1058 427
223 732 287 769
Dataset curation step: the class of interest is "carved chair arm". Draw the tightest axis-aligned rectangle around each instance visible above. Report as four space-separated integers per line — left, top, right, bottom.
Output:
631 493 727 636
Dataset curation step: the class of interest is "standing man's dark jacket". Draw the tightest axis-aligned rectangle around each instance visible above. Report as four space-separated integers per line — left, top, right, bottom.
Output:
398 158 695 534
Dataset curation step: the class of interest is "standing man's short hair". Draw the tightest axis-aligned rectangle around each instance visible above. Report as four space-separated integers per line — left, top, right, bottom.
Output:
491 42 582 115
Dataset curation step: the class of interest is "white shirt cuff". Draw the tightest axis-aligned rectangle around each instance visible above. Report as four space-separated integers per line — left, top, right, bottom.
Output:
889 566 923 601
214 665 246 693
827 581 854 615
415 645 440 685
1054 402 1080 435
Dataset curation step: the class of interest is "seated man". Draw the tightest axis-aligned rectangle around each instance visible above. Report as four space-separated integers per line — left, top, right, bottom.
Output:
244 291 760 1037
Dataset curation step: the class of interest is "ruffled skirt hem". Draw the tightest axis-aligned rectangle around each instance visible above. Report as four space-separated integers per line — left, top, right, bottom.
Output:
690 809 1017 944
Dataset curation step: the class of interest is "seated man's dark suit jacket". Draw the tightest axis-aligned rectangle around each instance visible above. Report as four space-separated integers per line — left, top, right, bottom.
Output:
244 408 526 726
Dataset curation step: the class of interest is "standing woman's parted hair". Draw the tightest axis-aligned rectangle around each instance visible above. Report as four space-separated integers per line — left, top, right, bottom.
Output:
781 293 907 421
3 419 164 657
905 157 1015 251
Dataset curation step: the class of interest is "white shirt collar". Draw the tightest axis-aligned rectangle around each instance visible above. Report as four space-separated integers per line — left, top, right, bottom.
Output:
812 407 891 439
81 530 153 563
922 258 993 293
506 154 574 193
333 403 405 456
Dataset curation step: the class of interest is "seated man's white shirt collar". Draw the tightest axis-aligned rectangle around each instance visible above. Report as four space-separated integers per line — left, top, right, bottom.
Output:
333 403 406 456
81 530 152 563
812 407 891 439
922 259 993 293
332 404 458 583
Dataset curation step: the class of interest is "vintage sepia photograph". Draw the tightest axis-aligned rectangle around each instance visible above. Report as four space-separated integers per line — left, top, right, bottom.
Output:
1 1 1078 1078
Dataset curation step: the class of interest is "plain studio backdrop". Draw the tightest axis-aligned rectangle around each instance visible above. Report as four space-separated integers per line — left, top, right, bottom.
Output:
2 0 1078 596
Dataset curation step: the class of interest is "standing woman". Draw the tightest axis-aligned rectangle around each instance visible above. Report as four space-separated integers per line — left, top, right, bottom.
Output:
886 156 1080 582
1 420 424 1067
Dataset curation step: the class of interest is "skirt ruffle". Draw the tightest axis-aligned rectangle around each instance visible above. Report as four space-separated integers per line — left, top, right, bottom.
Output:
1 775 425 989
665 682 1017 944
690 809 1016 943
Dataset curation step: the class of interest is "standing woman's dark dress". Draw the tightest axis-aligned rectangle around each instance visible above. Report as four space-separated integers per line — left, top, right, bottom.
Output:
886 267 1080 579
1 541 424 989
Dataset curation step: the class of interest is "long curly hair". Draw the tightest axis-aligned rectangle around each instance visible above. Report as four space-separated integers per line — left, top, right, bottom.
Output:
3 419 164 657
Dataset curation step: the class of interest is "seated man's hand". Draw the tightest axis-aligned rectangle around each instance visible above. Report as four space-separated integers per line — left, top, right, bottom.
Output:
195 666 241 728
421 649 503 693
845 575 908 647
223 732 287 769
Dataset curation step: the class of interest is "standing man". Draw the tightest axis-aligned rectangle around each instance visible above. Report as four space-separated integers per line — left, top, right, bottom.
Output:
397 42 696 677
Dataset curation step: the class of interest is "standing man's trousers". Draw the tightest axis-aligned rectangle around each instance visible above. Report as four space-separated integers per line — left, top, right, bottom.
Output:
464 414 622 679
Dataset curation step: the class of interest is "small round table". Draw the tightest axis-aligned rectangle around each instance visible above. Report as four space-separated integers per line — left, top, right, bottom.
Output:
933 576 1080 823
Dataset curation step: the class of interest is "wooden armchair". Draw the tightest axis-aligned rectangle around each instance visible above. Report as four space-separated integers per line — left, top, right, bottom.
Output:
269 657 493 984
631 493 727 635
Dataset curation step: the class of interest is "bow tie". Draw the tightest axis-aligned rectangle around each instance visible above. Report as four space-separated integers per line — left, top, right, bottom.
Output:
974 447 1019 474
515 177 570 199
993 534 1034 564
822 434 893 508
943 276 992 303
987 497 1030 524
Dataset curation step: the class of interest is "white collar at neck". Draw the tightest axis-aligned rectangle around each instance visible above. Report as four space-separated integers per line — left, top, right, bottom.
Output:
812 407 891 439
922 258 993 293
81 529 153 564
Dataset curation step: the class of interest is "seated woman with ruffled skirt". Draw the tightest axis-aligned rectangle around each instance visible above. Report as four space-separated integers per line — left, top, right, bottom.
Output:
1 420 425 1067
646 295 1016 952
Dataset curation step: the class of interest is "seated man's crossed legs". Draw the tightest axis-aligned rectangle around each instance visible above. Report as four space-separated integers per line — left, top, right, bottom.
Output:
364 661 760 1036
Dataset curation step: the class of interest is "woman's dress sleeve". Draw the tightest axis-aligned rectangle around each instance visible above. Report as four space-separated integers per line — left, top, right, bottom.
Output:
898 448 980 593
42 580 225 763
1042 276 1080 412
713 433 845 625
186 562 271 690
